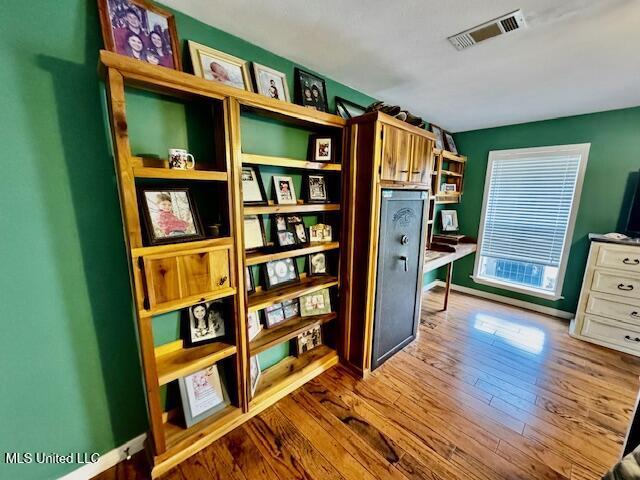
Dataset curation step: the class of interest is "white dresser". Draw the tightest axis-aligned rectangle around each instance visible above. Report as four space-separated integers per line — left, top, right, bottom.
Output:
570 235 640 356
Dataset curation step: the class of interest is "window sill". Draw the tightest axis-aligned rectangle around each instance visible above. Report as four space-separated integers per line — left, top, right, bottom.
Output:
470 275 563 301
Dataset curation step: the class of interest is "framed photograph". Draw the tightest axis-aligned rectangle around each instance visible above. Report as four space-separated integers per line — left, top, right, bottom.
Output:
335 97 366 119
139 188 204 245
274 214 288 232
429 124 445 151
247 311 262 341
444 131 458 154
242 166 267 205
305 174 329 203
182 300 226 348
294 68 328 112
277 230 297 247
98 0 181 70
287 215 307 244
283 299 299 319
441 183 457 193
309 252 328 276
296 325 323 355
245 267 255 294
309 223 332 243
244 215 266 250
188 40 252 91
273 176 297 205
249 356 261 398
308 135 334 163
264 258 299 289
264 303 287 328
300 288 332 317
178 364 229 428
441 210 459 232
252 63 290 102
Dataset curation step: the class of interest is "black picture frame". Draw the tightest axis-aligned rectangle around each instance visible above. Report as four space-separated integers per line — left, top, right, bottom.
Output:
264 303 287 328
308 134 335 163
294 68 328 112
286 215 307 244
283 299 299 319
263 258 300 290
241 166 268 205
305 174 329 204
138 187 205 246
245 267 255 294
335 97 366 119
444 131 458 154
429 124 445 151
273 214 296 248
309 252 328 276
181 300 227 348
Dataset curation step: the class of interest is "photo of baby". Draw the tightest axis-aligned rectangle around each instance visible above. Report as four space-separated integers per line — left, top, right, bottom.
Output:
141 189 203 245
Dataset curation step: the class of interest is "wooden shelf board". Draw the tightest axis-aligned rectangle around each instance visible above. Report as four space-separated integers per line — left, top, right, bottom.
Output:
250 345 338 410
246 242 339 266
247 276 338 312
133 166 228 182
242 153 341 171
440 170 463 177
441 151 466 162
131 237 233 259
155 341 237 386
141 287 237 318
244 203 340 215
250 312 337 355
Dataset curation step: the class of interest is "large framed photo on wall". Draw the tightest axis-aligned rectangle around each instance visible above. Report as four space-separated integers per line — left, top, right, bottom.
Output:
188 41 252 91
294 68 328 112
98 0 181 69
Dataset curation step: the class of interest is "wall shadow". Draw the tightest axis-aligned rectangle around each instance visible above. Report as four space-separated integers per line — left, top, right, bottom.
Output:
616 171 639 233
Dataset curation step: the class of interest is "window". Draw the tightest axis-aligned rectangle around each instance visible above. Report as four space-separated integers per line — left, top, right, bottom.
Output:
473 144 590 300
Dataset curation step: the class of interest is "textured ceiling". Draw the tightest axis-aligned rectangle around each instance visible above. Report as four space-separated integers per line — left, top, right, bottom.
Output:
164 0 640 131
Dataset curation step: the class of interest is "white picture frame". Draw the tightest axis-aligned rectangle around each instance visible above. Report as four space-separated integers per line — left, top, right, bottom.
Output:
252 62 291 102
249 355 261 398
242 166 266 204
441 210 459 232
244 215 265 250
273 176 297 205
178 364 229 428
247 311 262 341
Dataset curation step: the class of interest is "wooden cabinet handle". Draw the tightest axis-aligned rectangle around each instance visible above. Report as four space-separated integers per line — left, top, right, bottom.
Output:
219 275 228 286
618 283 634 291
411 171 421 174
624 335 640 342
623 258 640 265
400 170 409 173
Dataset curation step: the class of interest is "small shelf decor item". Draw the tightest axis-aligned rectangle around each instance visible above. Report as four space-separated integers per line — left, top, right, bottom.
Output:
273 175 297 205
244 215 266 250
245 267 255 294
441 183 457 193
188 40 252 91
300 288 331 317
98 0 181 70
305 174 329 203
444 131 458 154
182 300 226 347
441 210 459 232
241 166 267 205
429 124 445 151
252 63 290 101
308 135 334 162
282 299 299 319
264 258 299 289
294 68 328 112
264 303 287 328
296 325 323 355
287 215 307 244
309 252 328 276
178 364 229 428
168 148 195 170
247 311 262 341
139 188 204 245
309 223 332 242
249 356 261 398
335 97 366 119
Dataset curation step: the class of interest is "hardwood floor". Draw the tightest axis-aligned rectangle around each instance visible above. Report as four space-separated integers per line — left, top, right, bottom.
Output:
95 287 640 480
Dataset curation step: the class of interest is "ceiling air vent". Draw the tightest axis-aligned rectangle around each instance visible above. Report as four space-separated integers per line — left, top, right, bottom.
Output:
448 10 526 50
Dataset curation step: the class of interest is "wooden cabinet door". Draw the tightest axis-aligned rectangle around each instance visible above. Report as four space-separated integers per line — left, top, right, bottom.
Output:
410 135 433 184
381 125 412 182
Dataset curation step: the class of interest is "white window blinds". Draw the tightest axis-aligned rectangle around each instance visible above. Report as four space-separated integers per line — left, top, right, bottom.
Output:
479 154 581 267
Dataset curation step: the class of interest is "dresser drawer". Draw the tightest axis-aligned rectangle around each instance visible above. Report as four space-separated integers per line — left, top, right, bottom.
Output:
591 270 640 299
582 314 640 351
586 293 640 326
596 244 640 273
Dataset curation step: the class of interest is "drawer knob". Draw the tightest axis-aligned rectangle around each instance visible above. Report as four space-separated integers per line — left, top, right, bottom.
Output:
624 335 640 342
219 275 228 286
617 283 634 291
623 258 640 265
631 311 639 318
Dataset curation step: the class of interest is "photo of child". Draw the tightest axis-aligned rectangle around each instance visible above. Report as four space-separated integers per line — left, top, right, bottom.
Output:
142 189 202 244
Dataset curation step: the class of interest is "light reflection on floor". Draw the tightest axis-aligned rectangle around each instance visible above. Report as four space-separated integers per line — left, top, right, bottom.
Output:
473 313 546 355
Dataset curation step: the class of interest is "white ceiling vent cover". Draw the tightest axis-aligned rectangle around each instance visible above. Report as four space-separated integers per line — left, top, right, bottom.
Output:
448 10 527 50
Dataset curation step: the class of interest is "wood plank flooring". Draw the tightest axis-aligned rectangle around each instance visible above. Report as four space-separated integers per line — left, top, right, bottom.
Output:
95 287 640 480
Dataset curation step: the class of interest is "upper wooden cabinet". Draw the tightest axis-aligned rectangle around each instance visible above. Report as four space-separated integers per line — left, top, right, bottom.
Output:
378 119 434 185
410 135 434 184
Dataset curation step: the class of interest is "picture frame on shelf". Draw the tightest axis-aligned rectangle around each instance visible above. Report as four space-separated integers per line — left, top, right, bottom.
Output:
178 364 229 428
241 166 267 205
295 325 323 355
429 124 445 151
300 288 332 317
309 252 328 276
249 356 261 398
263 257 299 289
308 135 334 163
139 187 204 245
286 215 307 244
273 176 297 205
98 0 181 70
182 300 226 348
309 223 332 243
273 214 297 247
294 68 328 112
283 299 299 319
264 303 287 328
335 97 366 119
252 62 290 101
244 215 266 250
440 183 457 194
247 311 262 342
245 267 255 294
305 174 329 203
441 210 459 232
444 131 458 154
188 40 252 91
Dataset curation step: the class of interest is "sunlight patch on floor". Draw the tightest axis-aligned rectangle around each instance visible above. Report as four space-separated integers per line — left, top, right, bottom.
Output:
474 313 546 354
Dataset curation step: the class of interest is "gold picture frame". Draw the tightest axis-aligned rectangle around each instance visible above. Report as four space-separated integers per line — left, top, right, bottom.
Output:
188 40 252 91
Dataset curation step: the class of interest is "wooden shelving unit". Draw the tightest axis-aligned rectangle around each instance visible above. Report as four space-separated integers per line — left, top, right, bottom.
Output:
100 50 346 478
433 148 467 205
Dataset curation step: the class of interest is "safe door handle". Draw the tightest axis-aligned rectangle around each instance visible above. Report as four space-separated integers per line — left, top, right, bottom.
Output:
618 283 634 291
623 258 640 265
399 255 408 272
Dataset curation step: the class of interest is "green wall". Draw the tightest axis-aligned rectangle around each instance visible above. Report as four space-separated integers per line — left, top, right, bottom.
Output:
0 2 373 478
451 106 640 313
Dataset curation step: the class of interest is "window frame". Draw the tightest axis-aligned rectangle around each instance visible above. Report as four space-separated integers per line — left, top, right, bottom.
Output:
472 143 590 300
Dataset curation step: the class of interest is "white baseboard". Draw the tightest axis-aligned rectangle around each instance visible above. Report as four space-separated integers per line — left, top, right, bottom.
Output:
59 433 146 480
424 280 575 320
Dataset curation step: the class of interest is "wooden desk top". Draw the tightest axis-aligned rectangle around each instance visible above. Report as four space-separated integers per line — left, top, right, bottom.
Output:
423 242 477 273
